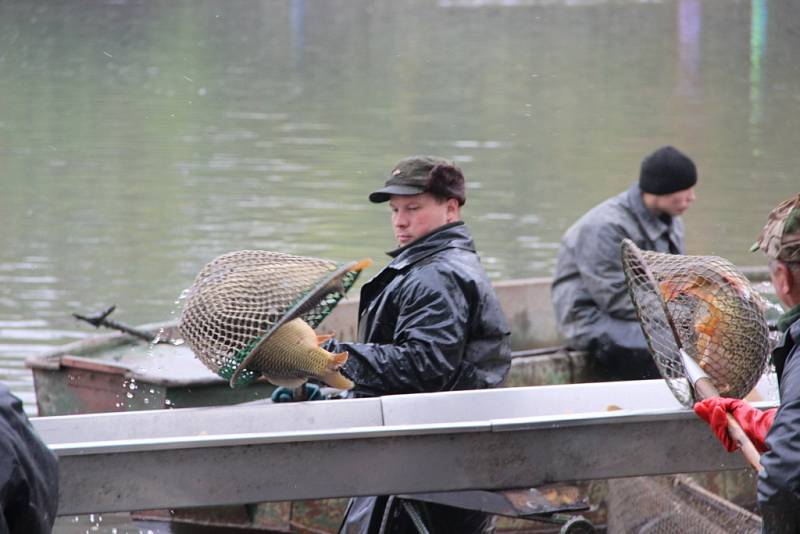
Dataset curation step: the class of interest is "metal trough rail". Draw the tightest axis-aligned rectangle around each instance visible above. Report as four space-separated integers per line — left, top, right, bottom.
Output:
32 379 778 516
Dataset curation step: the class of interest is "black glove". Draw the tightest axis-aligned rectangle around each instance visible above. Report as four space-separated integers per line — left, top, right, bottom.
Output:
271 383 323 403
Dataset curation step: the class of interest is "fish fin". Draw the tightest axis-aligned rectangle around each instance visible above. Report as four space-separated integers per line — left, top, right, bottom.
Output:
349 258 373 273
659 280 678 301
321 370 354 391
660 279 690 301
316 333 334 345
264 376 306 388
695 314 720 337
330 351 348 367
319 352 352 389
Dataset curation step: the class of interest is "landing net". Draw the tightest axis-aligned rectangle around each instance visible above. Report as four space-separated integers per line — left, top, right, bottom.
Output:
620 239 770 407
179 250 367 388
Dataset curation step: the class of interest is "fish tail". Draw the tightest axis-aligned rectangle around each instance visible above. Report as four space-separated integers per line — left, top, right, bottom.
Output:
321 370 354 390
316 333 334 345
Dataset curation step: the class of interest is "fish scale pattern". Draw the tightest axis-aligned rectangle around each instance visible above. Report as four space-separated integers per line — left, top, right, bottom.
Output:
621 240 771 407
179 250 362 388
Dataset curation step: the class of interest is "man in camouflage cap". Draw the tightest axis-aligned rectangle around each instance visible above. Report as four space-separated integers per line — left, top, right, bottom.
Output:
694 193 800 532
752 193 800 259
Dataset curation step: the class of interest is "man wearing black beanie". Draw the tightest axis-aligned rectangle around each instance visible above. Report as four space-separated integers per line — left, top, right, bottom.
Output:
551 146 697 380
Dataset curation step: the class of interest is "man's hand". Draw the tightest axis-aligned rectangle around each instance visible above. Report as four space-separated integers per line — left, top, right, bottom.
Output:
693 397 776 453
271 383 323 403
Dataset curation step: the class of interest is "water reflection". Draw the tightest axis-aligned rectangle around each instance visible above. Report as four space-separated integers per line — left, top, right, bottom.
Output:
749 0 767 133
676 0 701 97
1 0 800 412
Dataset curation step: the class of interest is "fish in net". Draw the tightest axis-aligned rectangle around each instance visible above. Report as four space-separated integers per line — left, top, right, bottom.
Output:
179 250 371 388
620 239 771 407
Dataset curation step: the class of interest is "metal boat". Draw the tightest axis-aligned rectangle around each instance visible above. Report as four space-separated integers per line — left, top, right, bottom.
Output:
25 277 595 417
25 270 776 532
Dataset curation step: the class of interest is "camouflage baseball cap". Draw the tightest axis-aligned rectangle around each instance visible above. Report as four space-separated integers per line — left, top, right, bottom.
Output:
368 155 448 203
751 193 800 262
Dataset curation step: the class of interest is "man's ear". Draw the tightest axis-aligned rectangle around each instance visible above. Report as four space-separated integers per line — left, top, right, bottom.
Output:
785 263 799 294
774 262 791 297
446 198 460 222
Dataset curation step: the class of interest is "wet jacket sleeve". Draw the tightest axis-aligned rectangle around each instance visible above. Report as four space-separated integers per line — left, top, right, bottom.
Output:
758 339 800 526
572 222 638 321
0 384 59 534
332 267 473 396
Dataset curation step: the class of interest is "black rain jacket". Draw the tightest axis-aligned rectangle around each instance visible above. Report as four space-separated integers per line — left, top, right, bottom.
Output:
332 221 511 398
759 314 800 532
0 384 59 534
332 222 511 534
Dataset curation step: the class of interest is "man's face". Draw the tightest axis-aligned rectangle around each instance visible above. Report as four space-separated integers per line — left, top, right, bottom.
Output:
389 193 458 247
653 187 696 216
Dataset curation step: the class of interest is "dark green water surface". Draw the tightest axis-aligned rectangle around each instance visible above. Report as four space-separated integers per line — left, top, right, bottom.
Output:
1 0 799 411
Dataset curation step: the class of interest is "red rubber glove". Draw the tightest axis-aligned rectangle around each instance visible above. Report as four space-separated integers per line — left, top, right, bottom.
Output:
693 397 776 453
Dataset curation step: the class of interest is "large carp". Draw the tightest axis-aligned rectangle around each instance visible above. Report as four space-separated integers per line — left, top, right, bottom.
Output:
249 317 354 390
659 268 768 397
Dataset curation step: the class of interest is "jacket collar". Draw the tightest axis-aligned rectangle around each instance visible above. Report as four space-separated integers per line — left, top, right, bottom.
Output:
777 303 800 333
771 309 800 382
625 183 678 245
386 221 475 270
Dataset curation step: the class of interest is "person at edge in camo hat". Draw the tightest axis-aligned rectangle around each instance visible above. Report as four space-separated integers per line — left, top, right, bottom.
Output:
695 193 800 533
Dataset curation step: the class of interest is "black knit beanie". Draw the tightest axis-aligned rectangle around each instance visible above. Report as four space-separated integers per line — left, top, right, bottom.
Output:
639 146 697 195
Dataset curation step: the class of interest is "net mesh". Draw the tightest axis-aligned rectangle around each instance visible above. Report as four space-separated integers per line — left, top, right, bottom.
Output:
606 475 761 534
621 240 770 407
179 250 364 388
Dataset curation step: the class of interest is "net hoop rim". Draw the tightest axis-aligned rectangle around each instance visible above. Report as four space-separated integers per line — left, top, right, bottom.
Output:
621 238 692 403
